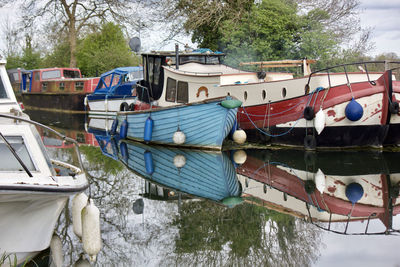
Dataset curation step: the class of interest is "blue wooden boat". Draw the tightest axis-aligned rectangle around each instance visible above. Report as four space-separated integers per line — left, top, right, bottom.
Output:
117 141 242 203
114 96 240 150
85 66 143 116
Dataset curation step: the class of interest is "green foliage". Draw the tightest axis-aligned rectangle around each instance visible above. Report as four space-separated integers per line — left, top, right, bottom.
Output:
221 0 300 66
77 23 140 76
42 40 71 68
79 145 123 175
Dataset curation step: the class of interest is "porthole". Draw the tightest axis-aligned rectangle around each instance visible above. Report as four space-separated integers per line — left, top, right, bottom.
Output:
244 91 248 101
282 87 287 98
262 90 266 100
227 92 231 96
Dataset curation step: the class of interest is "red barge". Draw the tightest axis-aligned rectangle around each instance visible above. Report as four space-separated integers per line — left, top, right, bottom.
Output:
8 67 99 113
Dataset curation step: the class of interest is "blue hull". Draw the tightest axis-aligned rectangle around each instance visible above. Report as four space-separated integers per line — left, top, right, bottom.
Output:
116 98 237 149
119 141 241 202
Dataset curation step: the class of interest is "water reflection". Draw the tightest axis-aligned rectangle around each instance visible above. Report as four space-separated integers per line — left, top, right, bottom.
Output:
238 150 400 235
8 111 399 266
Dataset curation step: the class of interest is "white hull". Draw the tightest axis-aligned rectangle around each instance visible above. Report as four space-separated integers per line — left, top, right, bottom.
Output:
87 97 136 115
0 193 68 264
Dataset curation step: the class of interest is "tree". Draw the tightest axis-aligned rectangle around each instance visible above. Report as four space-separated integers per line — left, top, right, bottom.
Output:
1 0 142 68
77 22 140 76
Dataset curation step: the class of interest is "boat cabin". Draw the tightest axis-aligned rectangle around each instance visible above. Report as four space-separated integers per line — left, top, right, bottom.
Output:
91 66 143 99
19 67 99 93
138 49 225 103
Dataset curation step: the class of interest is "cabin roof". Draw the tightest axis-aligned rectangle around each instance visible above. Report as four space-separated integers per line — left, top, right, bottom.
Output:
100 66 142 77
165 62 251 76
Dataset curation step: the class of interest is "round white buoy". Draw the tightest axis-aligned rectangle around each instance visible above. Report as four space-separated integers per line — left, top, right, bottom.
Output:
233 129 247 144
50 234 63 267
314 108 325 135
82 199 102 262
315 168 325 194
173 130 186 145
173 154 186 168
233 150 247 164
72 192 88 238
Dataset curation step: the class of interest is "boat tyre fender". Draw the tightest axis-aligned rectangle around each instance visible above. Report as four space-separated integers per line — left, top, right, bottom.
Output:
304 180 316 194
304 106 315 120
120 102 129 111
389 101 399 114
129 103 135 111
304 135 316 150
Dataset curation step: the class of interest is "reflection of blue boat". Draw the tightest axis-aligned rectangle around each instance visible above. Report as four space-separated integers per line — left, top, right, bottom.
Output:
87 126 120 160
115 97 238 150
85 67 143 116
118 141 241 203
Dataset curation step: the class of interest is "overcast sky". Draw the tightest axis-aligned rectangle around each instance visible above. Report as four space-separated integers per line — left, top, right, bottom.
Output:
0 1 399 57
359 0 400 56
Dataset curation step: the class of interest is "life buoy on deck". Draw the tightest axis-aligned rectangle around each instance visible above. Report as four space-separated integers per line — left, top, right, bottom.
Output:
196 86 209 98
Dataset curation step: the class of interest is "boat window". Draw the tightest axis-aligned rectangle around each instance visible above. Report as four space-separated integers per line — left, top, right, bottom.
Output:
127 70 143 81
63 70 81 78
42 70 61 80
177 81 188 103
111 74 121 87
0 76 8 99
34 72 40 81
165 77 177 102
12 72 20 82
0 136 36 171
75 82 84 91
103 75 112 87
148 57 154 85
153 57 161 86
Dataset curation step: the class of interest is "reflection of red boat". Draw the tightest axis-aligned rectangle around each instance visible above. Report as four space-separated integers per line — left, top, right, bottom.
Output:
237 149 400 234
37 127 98 148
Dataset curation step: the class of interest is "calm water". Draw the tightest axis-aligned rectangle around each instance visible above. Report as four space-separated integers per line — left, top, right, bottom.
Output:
17 110 400 266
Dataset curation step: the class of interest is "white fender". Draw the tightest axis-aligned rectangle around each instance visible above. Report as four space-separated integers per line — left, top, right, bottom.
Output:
50 234 63 267
173 130 186 145
315 168 326 194
173 154 186 168
72 192 88 238
315 108 325 135
233 150 247 164
82 199 102 262
233 129 247 144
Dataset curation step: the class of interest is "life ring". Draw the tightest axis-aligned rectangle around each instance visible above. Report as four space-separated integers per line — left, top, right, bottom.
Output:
303 106 315 120
196 86 209 98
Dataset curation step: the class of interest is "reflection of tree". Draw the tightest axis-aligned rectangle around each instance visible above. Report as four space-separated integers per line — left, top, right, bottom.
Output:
171 201 322 266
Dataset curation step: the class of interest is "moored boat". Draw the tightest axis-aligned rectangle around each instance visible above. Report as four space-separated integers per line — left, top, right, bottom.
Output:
134 46 400 149
9 67 99 113
0 57 89 263
114 96 240 150
85 66 143 117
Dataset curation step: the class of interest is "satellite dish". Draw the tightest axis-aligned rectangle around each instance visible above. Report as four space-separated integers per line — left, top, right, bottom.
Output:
129 37 141 53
